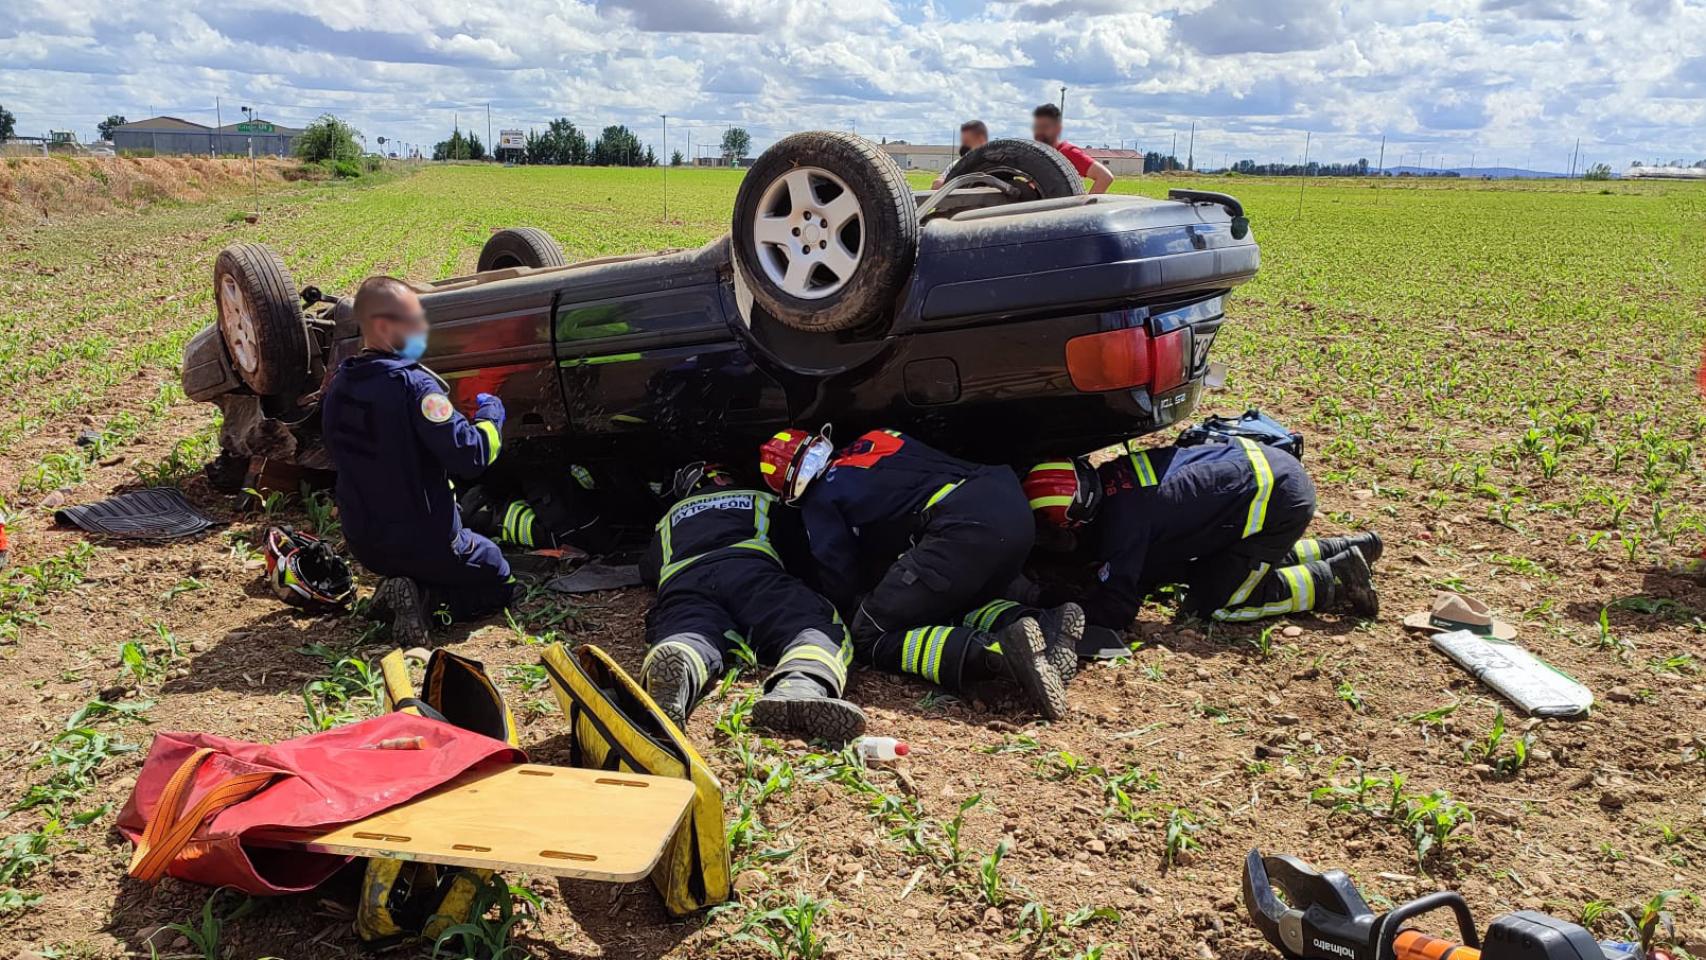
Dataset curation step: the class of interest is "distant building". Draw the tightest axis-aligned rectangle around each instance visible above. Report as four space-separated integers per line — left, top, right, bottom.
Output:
1626 165 1706 180
881 142 1147 176
110 116 303 157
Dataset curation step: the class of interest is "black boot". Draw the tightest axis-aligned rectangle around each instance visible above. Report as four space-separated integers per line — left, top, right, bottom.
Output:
1344 532 1384 566
996 618 1068 721
752 674 868 743
1326 548 1379 619
372 577 429 647
1035 603 1085 682
642 645 702 728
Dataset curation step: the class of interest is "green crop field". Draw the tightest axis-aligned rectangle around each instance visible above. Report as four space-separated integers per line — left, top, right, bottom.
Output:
2 164 1705 959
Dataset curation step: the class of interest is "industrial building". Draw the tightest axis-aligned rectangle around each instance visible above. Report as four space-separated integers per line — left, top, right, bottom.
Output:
109 116 303 156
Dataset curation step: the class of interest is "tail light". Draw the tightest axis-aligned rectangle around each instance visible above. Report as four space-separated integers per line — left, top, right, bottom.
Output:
1065 326 1189 393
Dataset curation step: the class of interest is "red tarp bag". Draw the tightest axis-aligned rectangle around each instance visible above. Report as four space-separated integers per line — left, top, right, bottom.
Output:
117 713 525 895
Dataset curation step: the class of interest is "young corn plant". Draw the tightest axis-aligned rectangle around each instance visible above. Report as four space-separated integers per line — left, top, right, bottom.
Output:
431 874 544 960
733 892 835 960
151 888 255 960
1463 708 1534 777
1163 807 1203 868
977 840 1011 907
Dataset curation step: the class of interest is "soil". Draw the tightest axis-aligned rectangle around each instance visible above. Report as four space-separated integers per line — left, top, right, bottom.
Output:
3 176 1704 960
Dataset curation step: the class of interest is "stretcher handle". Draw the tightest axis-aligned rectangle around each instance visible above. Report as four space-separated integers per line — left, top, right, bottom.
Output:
127 748 275 882
1376 893 1480 960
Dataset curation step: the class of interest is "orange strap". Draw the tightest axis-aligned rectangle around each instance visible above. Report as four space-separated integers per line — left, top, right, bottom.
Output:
127 748 275 883
1395 930 1481 960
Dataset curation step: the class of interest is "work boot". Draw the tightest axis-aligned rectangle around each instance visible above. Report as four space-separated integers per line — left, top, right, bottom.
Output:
1035 602 1085 682
1343 532 1384 566
996 617 1068 721
642 645 702 728
752 674 868 743
372 577 429 647
1326 548 1379 619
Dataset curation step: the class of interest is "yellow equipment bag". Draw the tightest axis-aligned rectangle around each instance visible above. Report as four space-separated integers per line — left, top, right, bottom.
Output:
357 649 517 944
540 642 730 915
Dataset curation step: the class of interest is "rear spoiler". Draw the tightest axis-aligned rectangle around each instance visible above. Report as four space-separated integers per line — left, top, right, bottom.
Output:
1168 190 1249 239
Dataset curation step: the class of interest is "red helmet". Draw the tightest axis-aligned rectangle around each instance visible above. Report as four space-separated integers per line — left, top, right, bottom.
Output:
759 427 832 503
1023 458 1102 528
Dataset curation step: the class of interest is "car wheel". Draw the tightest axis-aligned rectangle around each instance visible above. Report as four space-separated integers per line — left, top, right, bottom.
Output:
732 131 918 334
478 227 569 271
214 243 310 398
942 138 1086 201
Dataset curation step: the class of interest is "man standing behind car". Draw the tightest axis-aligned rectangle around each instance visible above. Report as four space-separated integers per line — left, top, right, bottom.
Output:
1031 103 1113 194
930 120 990 189
320 276 514 644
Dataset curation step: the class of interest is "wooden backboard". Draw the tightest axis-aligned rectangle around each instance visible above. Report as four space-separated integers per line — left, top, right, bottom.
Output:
251 763 697 882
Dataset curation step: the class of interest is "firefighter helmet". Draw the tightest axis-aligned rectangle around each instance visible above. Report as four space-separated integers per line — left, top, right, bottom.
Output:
264 526 354 609
759 426 833 504
1023 458 1103 529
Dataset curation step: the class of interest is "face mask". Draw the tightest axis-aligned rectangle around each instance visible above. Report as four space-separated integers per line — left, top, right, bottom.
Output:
398 331 429 362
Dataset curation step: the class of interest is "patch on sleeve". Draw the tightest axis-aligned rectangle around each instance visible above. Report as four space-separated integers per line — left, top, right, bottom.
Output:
419 392 454 423
1096 562 1111 582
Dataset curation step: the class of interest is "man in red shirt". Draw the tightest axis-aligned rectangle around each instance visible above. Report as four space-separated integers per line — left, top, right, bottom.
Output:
1032 103 1113 194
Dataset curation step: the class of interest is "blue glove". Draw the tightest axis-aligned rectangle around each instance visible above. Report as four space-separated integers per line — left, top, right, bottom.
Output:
475 392 506 429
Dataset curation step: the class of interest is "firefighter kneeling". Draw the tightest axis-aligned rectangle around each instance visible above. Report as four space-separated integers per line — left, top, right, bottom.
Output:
638 462 867 742
1024 439 1380 629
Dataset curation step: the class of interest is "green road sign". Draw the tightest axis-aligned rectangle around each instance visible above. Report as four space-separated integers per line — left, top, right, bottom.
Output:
235 121 275 133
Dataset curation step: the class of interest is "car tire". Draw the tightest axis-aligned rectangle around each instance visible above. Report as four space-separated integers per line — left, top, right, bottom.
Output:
478 227 569 271
942 138 1086 201
732 131 918 334
214 243 310 398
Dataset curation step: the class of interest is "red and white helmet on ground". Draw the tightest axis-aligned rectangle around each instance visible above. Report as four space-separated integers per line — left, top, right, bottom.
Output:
1023 458 1103 529
759 426 833 504
264 526 354 609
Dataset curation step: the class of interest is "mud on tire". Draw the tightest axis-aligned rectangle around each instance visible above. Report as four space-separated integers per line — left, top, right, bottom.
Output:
731 131 918 334
942 138 1086 202
214 243 310 398
477 227 569 271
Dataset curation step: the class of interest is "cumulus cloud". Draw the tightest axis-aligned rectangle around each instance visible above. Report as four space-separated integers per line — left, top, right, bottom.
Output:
2 0 1701 171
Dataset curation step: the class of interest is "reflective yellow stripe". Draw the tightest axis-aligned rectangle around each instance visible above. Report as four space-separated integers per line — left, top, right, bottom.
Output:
1129 449 1158 487
924 626 951 683
759 462 777 475
772 431 796 442
776 645 848 687
1029 494 1073 511
1239 438 1273 538
924 481 961 511
964 599 1018 631
1225 562 1270 608
754 494 771 538
1033 461 1074 472
1293 538 1321 562
901 628 928 675
658 539 779 585
1294 564 1316 612
517 506 536 548
476 420 502 464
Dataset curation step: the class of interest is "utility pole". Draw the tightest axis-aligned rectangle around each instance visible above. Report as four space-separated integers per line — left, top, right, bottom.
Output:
486 103 492 161
214 97 222 157
1170 131 1177 168
1059 86 1067 119
1569 138 1580 179
1297 131 1311 218
1377 135 1385 175
1186 121 1195 171
660 113 669 221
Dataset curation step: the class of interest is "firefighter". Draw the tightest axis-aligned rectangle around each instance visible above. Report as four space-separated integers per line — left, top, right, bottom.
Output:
457 463 613 556
320 276 514 645
639 461 867 741
758 427 1075 720
1023 441 1380 631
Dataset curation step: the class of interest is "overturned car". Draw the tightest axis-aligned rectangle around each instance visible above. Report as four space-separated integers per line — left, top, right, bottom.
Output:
183 132 1258 490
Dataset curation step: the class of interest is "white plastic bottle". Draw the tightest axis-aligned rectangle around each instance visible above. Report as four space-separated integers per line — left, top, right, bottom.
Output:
855 737 909 762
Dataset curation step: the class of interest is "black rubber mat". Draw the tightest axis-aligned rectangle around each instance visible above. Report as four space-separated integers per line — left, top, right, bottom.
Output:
54 487 217 540
546 561 642 594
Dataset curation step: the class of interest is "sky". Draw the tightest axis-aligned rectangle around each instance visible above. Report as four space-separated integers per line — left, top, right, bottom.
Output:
2 0 1702 171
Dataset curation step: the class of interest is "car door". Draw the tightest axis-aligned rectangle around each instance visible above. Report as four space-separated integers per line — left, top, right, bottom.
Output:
552 250 786 459
418 278 564 440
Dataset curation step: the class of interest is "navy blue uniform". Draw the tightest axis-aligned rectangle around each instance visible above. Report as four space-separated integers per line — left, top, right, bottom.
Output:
320 352 513 620
640 486 850 697
800 430 1035 690
1083 439 1319 629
